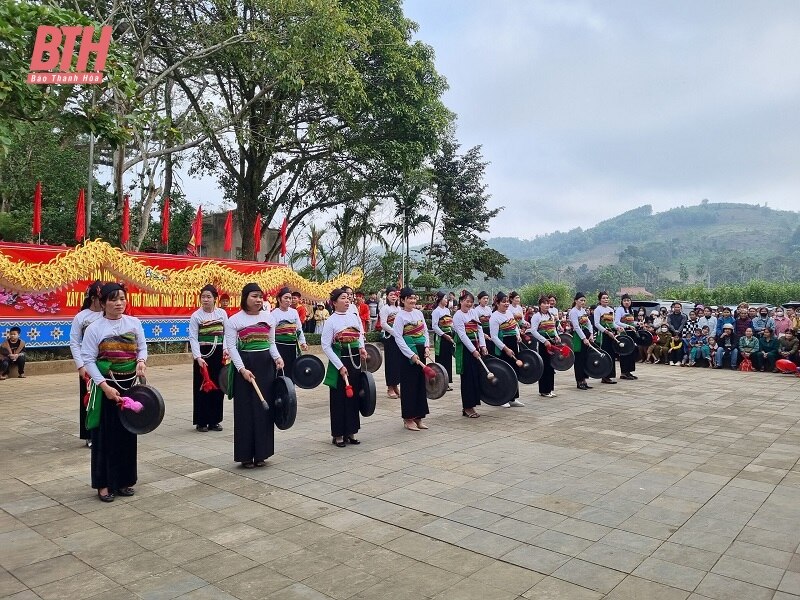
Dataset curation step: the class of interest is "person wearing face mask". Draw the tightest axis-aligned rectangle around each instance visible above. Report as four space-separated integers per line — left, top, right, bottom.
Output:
223 283 284 468
649 324 671 364
188 284 228 433
773 308 792 337
751 308 774 338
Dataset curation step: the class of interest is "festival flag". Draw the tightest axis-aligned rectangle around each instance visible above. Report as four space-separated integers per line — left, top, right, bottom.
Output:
121 194 130 246
33 181 42 237
223 210 233 253
75 189 85 241
186 205 202 256
253 212 262 256
161 196 170 246
279 216 288 259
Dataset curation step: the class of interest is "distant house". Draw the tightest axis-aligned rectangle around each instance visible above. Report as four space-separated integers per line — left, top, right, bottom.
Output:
618 286 654 298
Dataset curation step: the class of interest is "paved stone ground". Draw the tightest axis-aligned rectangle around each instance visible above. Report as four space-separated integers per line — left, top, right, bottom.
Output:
1 362 800 600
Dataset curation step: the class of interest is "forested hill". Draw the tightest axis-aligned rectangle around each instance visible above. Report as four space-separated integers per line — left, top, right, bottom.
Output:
481 202 800 289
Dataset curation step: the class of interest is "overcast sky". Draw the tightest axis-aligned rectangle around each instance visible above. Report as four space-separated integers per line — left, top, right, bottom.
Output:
402 0 800 238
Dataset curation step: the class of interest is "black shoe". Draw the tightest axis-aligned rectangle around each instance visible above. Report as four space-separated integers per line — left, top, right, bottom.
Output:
332 438 346 448
116 487 135 497
97 489 115 502
601 378 617 384
209 424 223 431
620 374 635 380
347 437 361 445
196 425 208 432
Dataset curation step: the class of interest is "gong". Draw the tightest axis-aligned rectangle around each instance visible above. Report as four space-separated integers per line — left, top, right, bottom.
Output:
559 332 573 347
585 346 613 379
479 357 517 406
271 375 298 430
549 345 575 371
119 380 165 435
292 354 325 389
631 328 654 347
424 362 448 399
614 333 636 356
218 363 231 396
364 343 382 373
516 349 544 385
358 371 377 417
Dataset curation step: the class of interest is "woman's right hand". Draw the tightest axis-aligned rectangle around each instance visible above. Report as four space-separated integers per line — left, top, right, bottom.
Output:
100 382 121 402
339 366 348 377
196 357 207 369
78 366 87 379
504 347 515 358
582 337 590 345
239 368 254 383
472 349 481 359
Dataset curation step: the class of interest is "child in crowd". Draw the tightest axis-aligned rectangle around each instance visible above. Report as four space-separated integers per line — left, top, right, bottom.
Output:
707 336 719 367
688 326 710 366
668 331 684 366
0 327 26 379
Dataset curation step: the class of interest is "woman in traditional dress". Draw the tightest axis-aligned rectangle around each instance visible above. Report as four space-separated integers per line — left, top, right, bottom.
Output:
188 285 228 432
453 291 487 417
321 288 368 447
81 283 147 502
430 291 454 389
489 291 525 407
271 287 308 381
223 283 284 468
392 287 431 431
69 280 103 447
529 295 558 398
614 293 639 380
568 292 594 390
379 286 401 399
509 291 529 337
474 291 493 355
594 291 620 384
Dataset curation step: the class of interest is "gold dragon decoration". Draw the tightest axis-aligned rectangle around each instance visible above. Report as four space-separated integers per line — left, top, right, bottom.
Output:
0 240 362 300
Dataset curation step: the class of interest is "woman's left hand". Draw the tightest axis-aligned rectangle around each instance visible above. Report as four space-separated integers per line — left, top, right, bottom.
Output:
136 361 147 378
300 343 308 351
359 348 368 360
275 357 285 371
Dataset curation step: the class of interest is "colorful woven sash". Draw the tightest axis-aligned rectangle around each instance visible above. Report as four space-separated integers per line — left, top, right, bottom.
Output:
600 312 615 330
578 315 590 327
454 319 480 374
479 314 490 330
323 328 361 388
402 321 426 348
275 319 298 344
537 319 557 340
86 335 138 430
237 324 271 351
499 318 517 337
438 315 453 334
198 320 224 343
335 327 361 346
621 314 634 326
386 313 396 327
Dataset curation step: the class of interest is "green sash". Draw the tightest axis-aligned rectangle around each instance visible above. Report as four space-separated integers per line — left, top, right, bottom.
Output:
435 332 452 355
454 334 478 375
85 359 136 430
323 341 360 388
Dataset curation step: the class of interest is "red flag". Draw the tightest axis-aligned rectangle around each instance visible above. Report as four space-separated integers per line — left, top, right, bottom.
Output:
223 210 233 253
33 181 42 236
161 196 170 246
280 216 288 258
75 189 85 241
121 194 130 246
186 205 202 256
310 241 317 269
253 213 262 255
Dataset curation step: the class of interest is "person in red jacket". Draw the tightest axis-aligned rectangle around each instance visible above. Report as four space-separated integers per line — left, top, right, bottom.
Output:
291 292 308 330
355 292 370 332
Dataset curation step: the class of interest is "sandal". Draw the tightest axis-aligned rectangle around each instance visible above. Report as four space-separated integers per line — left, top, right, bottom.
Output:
346 437 361 445
387 391 398 399
116 487 135 497
332 438 346 448
255 461 266 467
462 410 480 418
242 461 255 469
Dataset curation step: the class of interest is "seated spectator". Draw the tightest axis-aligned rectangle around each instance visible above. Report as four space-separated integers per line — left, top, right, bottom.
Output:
707 336 719 368
668 331 684 366
667 303 687 335
648 324 671 364
756 328 778 372
716 323 739 369
734 308 753 338
773 308 792 338
716 307 735 337
751 307 774 338
779 329 799 365
650 310 662 327
682 310 700 338
738 327 760 368
788 308 800 332
698 306 717 339
688 327 710 366
0 326 26 379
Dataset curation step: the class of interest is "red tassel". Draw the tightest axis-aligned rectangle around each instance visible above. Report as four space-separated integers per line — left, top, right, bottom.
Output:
422 365 437 380
199 363 220 392
559 345 571 358
82 373 91 407
345 385 354 398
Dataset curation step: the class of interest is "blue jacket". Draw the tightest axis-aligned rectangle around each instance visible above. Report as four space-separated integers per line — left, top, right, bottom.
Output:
716 316 735 337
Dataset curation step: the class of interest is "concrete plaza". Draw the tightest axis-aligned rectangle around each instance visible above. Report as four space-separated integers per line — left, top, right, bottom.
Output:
1 361 799 599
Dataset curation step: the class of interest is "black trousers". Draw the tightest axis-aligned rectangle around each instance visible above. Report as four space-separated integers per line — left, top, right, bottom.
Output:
573 345 587 383
619 349 637 375
329 355 361 437
193 345 225 427
460 349 481 410
399 344 429 419
1 355 25 375
91 378 137 490
79 375 89 440
538 342 555 394
600 334 618 378
233 351 275 464
276 342 298 380
436 336 453 383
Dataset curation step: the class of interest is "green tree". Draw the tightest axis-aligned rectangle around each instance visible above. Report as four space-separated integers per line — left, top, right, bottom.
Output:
519 282 573 310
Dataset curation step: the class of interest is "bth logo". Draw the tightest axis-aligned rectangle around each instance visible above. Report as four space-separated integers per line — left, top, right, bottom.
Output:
27 25 112 85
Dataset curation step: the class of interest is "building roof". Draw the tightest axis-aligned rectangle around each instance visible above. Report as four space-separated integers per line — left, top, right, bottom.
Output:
618 286 654 298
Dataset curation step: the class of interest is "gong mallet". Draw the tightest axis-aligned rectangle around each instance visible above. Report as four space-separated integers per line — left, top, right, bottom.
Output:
341 370 354 398
250 377 270 411
476 355 496 380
